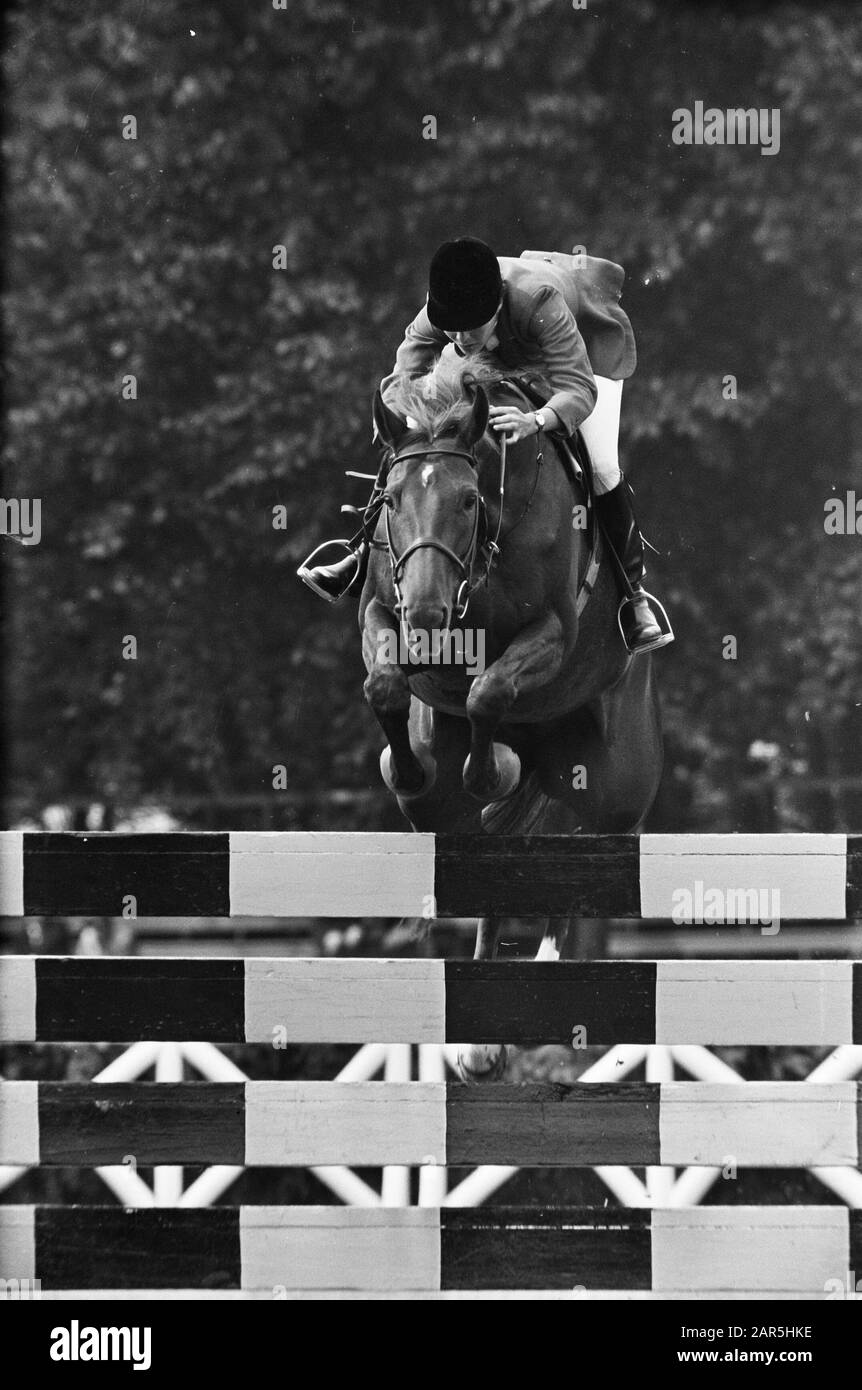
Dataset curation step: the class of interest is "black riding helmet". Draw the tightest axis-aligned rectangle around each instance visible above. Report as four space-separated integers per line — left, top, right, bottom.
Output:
426 237 503 331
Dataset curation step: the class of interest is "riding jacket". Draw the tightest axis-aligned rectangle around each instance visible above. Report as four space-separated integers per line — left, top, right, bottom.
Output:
381 250 637 436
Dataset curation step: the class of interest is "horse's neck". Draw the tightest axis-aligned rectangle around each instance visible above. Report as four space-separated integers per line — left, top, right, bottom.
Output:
479 430 569 522
480 430 595 590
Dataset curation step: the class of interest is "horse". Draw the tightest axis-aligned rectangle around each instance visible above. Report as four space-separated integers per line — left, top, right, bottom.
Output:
359 354 663 1080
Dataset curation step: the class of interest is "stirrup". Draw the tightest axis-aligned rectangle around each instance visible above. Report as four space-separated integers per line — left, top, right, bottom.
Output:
617 589 675 655
296 538 359 602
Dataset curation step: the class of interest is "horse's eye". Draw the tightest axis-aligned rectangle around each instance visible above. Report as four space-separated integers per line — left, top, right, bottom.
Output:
383 493 396 509
463 494 477 510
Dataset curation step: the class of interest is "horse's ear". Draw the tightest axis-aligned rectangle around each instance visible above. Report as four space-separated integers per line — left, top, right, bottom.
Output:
372 389 409 450
460 384 490 447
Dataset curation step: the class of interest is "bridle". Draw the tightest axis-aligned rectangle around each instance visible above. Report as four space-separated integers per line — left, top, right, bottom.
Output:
383 446 483 621
378 433 534 622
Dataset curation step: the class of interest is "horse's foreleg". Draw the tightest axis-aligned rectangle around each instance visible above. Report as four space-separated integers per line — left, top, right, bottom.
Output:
362 600 436 797
536 915 571 961
458 915 508 1082
474 915 501 960
463 610 565 801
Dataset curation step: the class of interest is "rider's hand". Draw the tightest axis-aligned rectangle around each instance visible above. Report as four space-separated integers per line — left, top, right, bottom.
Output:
488 406 538 445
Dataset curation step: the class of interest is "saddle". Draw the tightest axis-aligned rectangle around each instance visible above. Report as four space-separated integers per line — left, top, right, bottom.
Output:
493 373 593 496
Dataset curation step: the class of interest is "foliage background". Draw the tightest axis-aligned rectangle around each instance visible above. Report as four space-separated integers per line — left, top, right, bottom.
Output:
3 0 861 829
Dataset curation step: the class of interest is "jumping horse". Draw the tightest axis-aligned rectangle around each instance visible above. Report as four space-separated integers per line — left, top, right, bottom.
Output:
359 355 663 1079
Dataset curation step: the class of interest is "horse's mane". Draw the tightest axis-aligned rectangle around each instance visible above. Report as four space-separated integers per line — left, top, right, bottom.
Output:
384 351 515 443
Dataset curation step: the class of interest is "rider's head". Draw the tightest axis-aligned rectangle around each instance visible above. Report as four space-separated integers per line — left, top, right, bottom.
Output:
427 237 503 351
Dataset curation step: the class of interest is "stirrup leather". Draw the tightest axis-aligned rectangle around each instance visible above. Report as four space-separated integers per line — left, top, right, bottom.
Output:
617 589 675 655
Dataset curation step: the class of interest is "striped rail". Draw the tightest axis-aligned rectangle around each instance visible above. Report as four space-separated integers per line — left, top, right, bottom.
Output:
2 1079 861 1169
1 831 859 918
2 1206 861 1298
1 957 860 1043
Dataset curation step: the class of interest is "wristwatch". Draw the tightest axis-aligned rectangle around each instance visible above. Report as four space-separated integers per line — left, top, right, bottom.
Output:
534 410 546 432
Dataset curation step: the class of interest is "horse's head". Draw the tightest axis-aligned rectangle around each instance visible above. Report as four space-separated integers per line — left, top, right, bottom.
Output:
372 383 489 641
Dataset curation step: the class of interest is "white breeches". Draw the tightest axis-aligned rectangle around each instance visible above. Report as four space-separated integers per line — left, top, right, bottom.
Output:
579 375 623 494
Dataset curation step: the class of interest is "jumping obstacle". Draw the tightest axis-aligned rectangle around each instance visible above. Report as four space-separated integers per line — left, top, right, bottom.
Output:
1 829 861 1297
2 1078 861 1168
1 957 860 1043
2 962 862 1296
1 831 859 918
4 1205 861 1296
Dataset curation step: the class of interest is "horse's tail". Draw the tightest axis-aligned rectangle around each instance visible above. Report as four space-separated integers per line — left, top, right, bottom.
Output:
480 767 554 835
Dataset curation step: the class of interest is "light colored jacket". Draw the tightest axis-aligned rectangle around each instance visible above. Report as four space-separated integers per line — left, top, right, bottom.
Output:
382 251 636 435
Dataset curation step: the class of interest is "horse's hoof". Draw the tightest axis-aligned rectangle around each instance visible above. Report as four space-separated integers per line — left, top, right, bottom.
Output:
463 744 521 802
380 745 437 801
457 1043 508 1084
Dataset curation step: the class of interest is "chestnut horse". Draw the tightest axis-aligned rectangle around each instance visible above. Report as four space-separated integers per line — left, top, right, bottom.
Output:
360 357 663 1079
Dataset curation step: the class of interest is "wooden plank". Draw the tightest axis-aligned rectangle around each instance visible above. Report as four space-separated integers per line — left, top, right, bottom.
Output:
444 960 657 1044
244 1082 447 1167
1 832 857 919
440 1207 652 1291
33 957 245 1042
34 1206 241 1291
243 957 445 1043
0 957 35 1041
21 832 230 917
0 832 23 915
652 1207 850 1294
240 1207 440 1293
848 835 862 918
640 832 847 921
0 1207 35 1281
655 960 857 1044
7 1081 856 1167
2 957 859 1044
658 1082 860 1167
435 834 641 917
446 1082 661 1167
0 1080 38 1165
5 1207 859 1293
229 831 435 917
32 1083 246 1167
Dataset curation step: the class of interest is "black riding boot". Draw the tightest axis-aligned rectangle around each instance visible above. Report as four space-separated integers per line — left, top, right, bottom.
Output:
593 478 673 654
297 540 369 602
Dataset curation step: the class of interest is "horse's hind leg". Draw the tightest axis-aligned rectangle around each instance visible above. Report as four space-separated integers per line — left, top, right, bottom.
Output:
458 914 509 1082
458 912 567 1079
536 916 571 960
474 915 501 960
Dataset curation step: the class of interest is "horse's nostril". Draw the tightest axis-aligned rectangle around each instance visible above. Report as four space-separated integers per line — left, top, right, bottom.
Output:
404 604 448 634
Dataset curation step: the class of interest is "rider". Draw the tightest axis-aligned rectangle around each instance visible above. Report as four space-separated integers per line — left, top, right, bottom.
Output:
298 237 672 653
